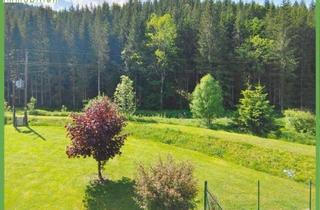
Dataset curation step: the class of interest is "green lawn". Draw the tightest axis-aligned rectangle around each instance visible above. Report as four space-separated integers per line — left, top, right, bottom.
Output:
127 122 315 156
5 124 315 210
126 122 315 183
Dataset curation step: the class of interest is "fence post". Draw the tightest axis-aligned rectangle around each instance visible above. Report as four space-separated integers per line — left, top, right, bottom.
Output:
257 180 260 210
309 180 312 210
204 181 207 210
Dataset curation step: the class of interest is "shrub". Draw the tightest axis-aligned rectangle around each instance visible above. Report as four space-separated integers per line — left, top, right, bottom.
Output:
4 101 11 112
66 96 127 181
135 110 192 118
135 156 198 210
190 74 224 127
283 109 315 135
83 95 105 111
27 97 37 114
237 85 274 135
114 75 136 115
279 128 315 145
61 105 68 113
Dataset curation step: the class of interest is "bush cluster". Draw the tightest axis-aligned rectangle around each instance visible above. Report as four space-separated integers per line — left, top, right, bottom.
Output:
4 101 11 112
27 97 37 114
135 110 192 118
283 109 315 135
61 105 68 113
135 156 198 210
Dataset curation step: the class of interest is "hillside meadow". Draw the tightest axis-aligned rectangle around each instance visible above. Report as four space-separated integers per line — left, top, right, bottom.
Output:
4 115 316 210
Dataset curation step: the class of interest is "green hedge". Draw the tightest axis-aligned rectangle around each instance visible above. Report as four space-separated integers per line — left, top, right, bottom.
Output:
135 110 192 118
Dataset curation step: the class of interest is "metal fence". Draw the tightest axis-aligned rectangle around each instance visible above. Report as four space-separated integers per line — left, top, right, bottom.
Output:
204 181 223 210
203 180 314 210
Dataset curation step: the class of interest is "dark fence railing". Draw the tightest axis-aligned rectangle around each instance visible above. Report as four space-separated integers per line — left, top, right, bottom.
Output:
204 179 313 210
204 181 223 210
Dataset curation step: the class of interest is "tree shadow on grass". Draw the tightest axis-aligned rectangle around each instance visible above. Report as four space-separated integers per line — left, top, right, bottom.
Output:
14 126 46 140
83 177 142 210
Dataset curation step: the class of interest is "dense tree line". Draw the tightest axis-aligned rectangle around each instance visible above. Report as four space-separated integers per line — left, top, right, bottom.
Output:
4 0 315 111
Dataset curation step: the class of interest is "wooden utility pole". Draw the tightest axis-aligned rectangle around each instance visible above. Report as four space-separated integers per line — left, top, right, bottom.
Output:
12 80 15 127
24 50 28 126
24 50 28 108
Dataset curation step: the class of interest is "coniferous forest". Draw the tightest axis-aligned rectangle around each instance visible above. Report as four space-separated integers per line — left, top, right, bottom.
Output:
4 1 319 209
5 0 315 111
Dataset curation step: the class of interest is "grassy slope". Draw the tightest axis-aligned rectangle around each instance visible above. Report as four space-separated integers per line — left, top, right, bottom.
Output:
5 125 315 210
126 122 315 182
128 122 315 156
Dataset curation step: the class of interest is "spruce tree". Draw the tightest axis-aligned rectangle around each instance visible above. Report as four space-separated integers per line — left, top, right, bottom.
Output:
237 84 274 135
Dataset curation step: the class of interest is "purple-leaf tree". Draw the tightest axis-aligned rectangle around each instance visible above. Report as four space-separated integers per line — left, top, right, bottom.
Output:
66 96 127 181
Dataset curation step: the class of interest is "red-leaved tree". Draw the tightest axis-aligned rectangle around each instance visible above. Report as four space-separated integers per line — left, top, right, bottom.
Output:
66 96 126 181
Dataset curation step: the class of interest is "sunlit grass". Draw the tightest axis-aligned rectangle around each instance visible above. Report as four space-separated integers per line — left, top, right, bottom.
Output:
5 125 315 210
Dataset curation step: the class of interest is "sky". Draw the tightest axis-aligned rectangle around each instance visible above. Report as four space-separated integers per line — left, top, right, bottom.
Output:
19 0 314 11
54 0 128 10
29 0 128 10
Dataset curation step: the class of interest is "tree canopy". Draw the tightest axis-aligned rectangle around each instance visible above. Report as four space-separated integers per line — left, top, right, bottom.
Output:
190 74 223 127
5 1 315 111
237 84 275 135
66 96 126 181
114 75 136 115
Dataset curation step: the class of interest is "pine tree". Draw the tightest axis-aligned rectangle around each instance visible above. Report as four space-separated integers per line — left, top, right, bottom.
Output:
237 84 274 135
4 1 316 111
91 11 110 96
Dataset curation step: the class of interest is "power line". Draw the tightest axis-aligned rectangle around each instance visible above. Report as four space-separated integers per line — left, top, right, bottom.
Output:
10 48 97 57
9 62 99 67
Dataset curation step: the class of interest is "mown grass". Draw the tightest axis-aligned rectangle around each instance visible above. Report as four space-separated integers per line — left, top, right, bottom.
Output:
5 125 315 209
126 122 315 183
6 109 316 145
5 109 71 117
129 115 316 145
5 114 316 182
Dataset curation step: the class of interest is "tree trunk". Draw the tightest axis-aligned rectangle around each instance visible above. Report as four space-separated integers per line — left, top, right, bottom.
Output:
231 85 234 107
160 71 165 110
280 74 284 112
6 68 10 104
48 77 52 107
97 160 104 181
59 69 62 107
72 69 76 109
299 59 303 109
18 88 21 106
31 76 34 98
207 118 211 128
36 73 38 104
98 61 101 96
41 71 44 106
